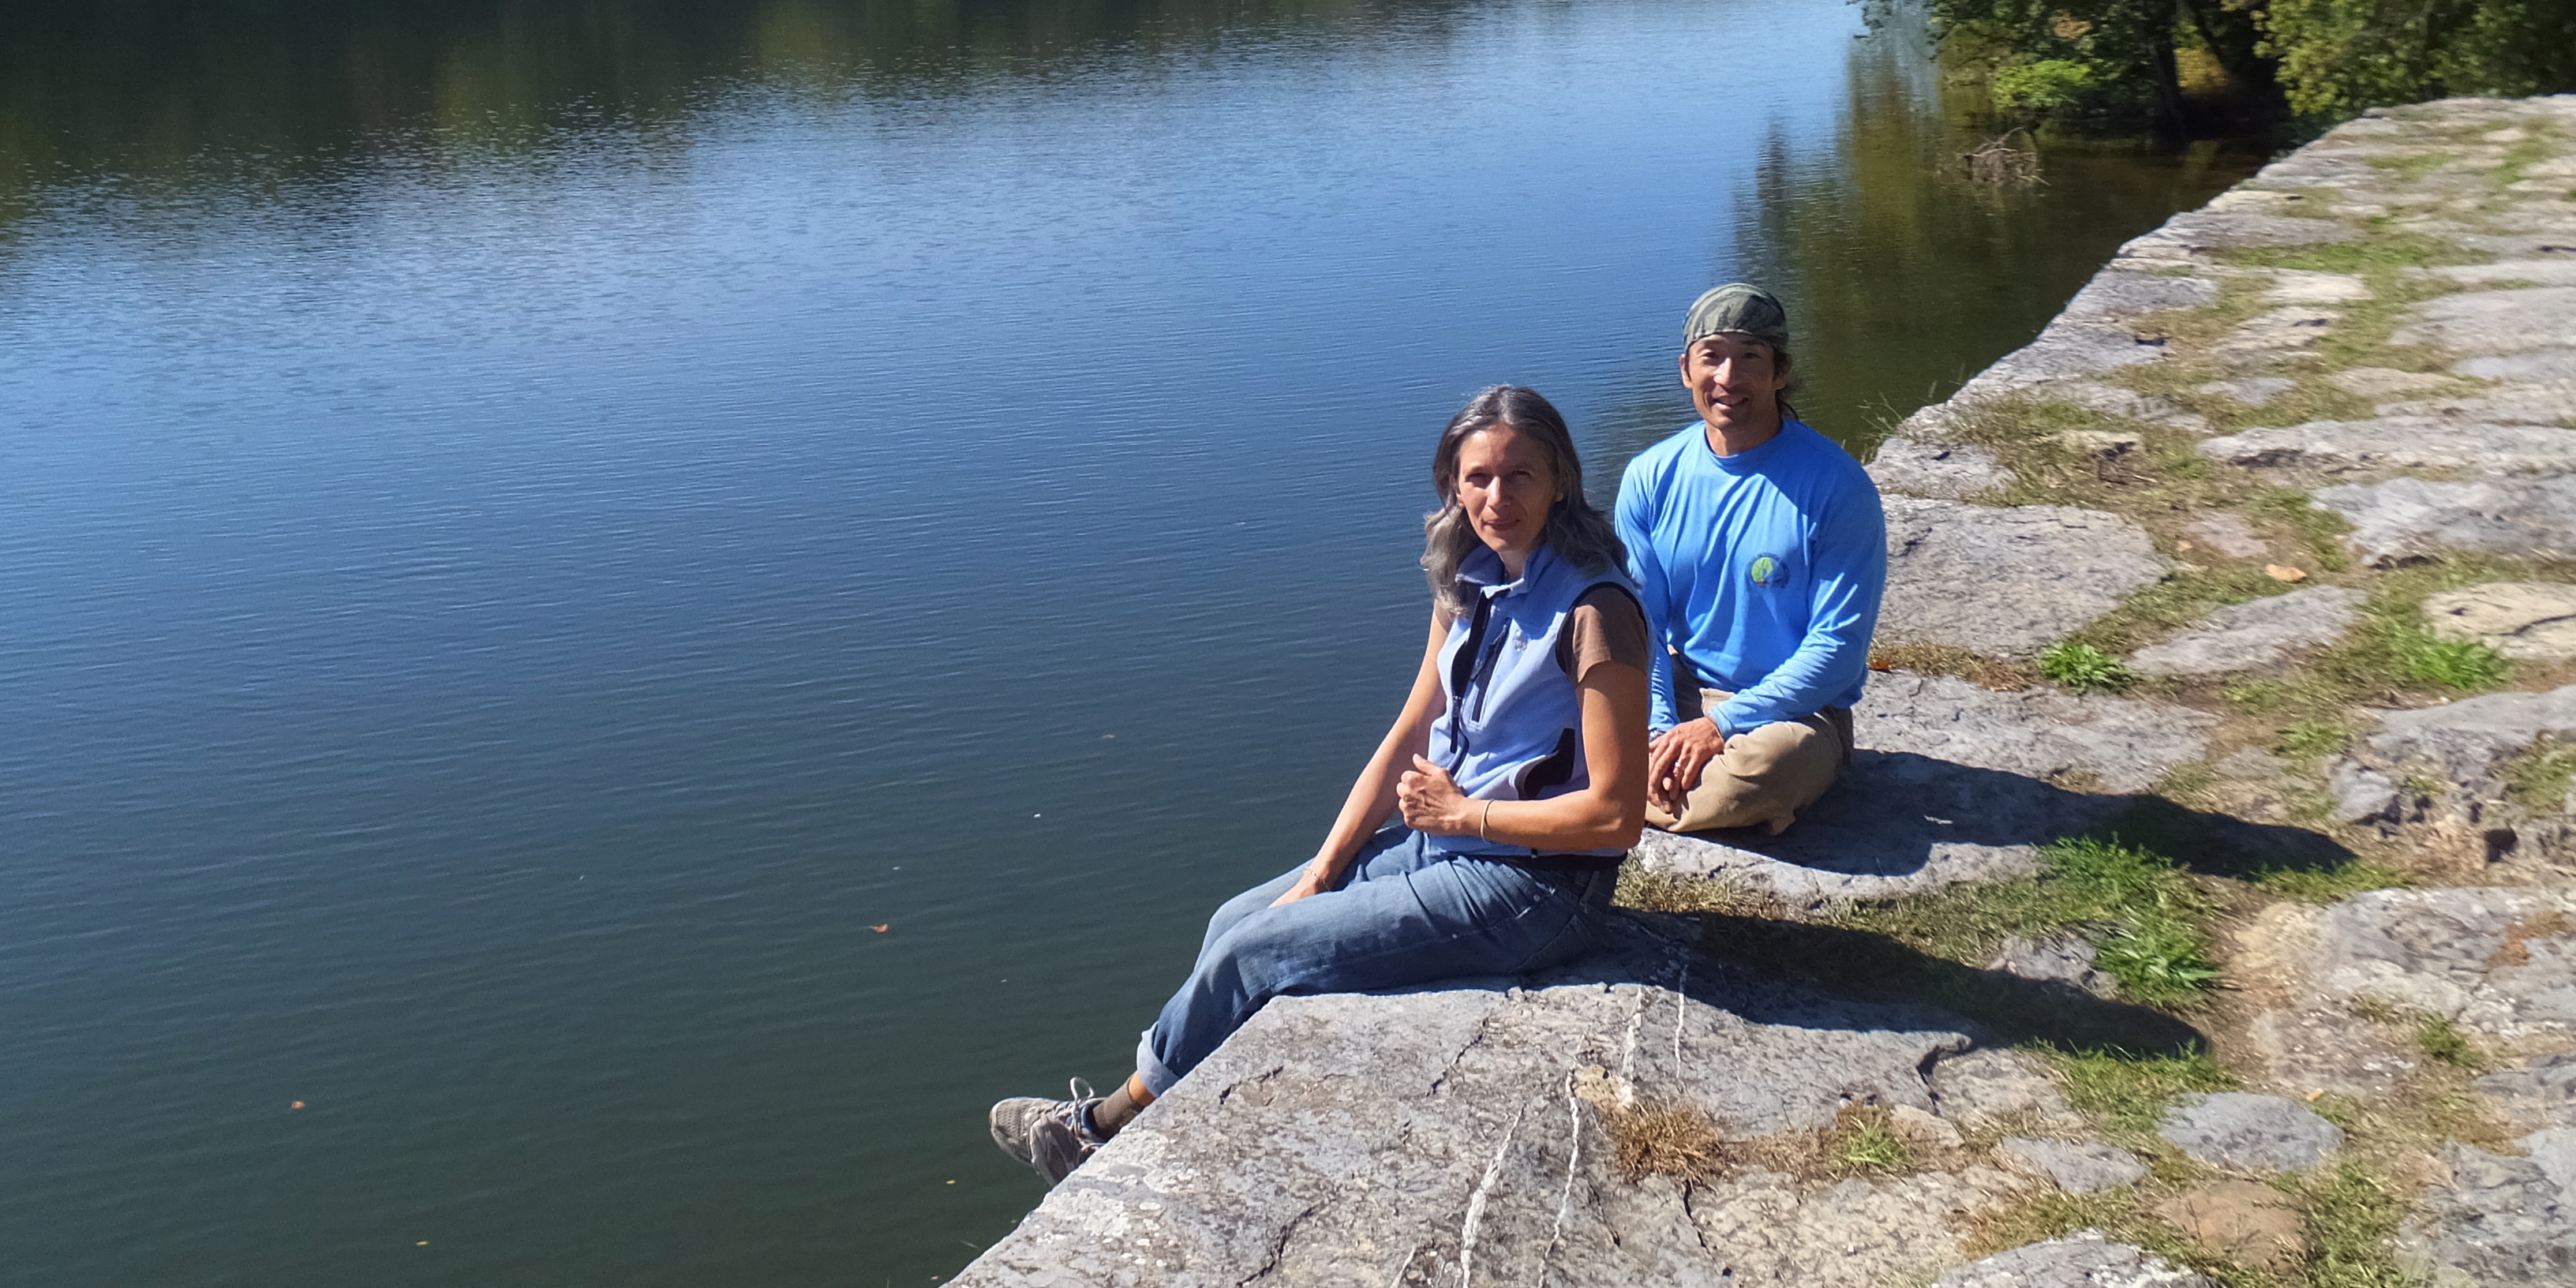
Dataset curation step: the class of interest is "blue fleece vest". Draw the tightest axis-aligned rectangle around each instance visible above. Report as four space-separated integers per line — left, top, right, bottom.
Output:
1425 542 1638 860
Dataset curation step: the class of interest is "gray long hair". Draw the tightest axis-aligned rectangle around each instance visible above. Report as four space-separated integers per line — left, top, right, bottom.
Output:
1421 385 1629 618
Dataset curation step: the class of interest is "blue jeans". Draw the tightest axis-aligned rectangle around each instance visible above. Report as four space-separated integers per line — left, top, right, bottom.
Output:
1135 827 1615 1095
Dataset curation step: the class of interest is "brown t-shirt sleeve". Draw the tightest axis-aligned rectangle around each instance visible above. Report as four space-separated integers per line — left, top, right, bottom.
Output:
1559 586 1651 683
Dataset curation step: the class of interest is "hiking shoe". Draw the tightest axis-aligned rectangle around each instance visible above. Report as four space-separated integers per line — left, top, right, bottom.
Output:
988 1078 1106 1186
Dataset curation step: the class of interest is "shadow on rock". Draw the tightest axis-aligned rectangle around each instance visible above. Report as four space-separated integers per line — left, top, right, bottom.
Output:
1687 912 2207 1057
1651 750 2355 893
1518 909 2211 1060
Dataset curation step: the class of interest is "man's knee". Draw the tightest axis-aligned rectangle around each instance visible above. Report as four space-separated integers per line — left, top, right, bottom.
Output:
1657 713 1846 833
1717 715 1840 781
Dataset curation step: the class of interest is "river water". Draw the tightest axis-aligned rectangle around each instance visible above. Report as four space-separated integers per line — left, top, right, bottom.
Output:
0 0 2256 1282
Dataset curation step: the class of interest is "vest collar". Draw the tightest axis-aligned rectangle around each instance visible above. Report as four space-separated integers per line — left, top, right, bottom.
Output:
1457 541 1561 601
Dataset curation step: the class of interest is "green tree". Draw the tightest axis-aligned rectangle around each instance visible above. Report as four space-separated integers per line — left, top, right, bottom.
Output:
2260 0 2576 115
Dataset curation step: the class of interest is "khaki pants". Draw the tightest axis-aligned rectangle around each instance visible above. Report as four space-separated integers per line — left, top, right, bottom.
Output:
1644 686 1852 837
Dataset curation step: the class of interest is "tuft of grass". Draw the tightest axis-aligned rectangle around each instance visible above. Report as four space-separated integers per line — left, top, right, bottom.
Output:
2254 859 2406 903
1613 863 1785 919
2040 1045 2234 1135
2389 625 2509 691
2275 720 2349 760
2249 489 2352 571
2503 738 2576 811
1869 641 2038 691
2289 1161 2417 1288
1826 1106 1916 1177
2349 996 2486 1070
2039 642 2136 695
2413 1013 2481 1069
1600 1099 1727 1182
2095 915 2222 1006
2153 761 2217 801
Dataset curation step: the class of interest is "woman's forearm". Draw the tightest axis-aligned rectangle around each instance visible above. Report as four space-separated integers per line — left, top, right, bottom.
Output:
1311 720 1428 874
1307 614 1451 882
1458 789 1643 852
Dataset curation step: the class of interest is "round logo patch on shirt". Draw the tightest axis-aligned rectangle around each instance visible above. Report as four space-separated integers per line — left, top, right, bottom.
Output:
1747 553 1787 586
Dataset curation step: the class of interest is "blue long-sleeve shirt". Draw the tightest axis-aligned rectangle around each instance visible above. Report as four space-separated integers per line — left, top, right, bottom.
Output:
1613 420 1887 736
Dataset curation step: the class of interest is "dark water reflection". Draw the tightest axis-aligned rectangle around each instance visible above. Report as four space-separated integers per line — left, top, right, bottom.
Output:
0 1 2256 1283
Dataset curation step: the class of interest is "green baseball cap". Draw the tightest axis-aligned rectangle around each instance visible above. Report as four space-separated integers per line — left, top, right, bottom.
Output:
1683 283 1790 351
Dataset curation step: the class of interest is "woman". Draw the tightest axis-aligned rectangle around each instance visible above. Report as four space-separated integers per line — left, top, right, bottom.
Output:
989 385 1652 1186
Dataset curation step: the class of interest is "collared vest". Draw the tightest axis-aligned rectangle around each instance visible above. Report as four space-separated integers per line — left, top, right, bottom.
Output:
1425 542 1640 860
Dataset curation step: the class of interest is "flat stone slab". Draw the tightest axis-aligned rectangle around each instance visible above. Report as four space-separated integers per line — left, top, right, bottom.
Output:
2157 1091 2343 1173
1632 672 2216 903
2424 582 2576 661
2128 586 2363 675
2198 417 2576 477
1881 498 2170 658
1986 935 2107 994
2401 1136 2576 1286
2297 886 2576 1038
1997 1138 2148 1193
1869 436 2015 500
2364 682 2576 782
1928 1048 2079 1134
2392 285 2576 356
952 921 2035 1288
1930 1231 2215 1288
2311 476 2576 565
2383 345 2576 425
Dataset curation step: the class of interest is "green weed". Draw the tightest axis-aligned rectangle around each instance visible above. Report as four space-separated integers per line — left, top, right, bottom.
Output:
2041 1046 2234 1134
2290 1161 2418 1288
2095 913 2223 1005
2414 1013 2482 1069
2390 626 2509 691
1828 1110 1915 1176
2040 642 2136 695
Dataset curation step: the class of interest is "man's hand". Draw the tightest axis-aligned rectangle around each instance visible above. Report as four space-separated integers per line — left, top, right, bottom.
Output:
1396 755 1474 835
1646 717 1726 815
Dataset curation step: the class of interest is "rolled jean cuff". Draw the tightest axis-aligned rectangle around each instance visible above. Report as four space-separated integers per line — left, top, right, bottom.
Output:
1136 1027 1179 1098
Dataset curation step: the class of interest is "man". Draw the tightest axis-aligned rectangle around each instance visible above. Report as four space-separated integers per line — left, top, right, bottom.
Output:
1614 283 1886 836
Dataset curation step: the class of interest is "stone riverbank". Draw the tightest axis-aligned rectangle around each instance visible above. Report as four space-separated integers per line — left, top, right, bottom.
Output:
954 95 2576 1286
